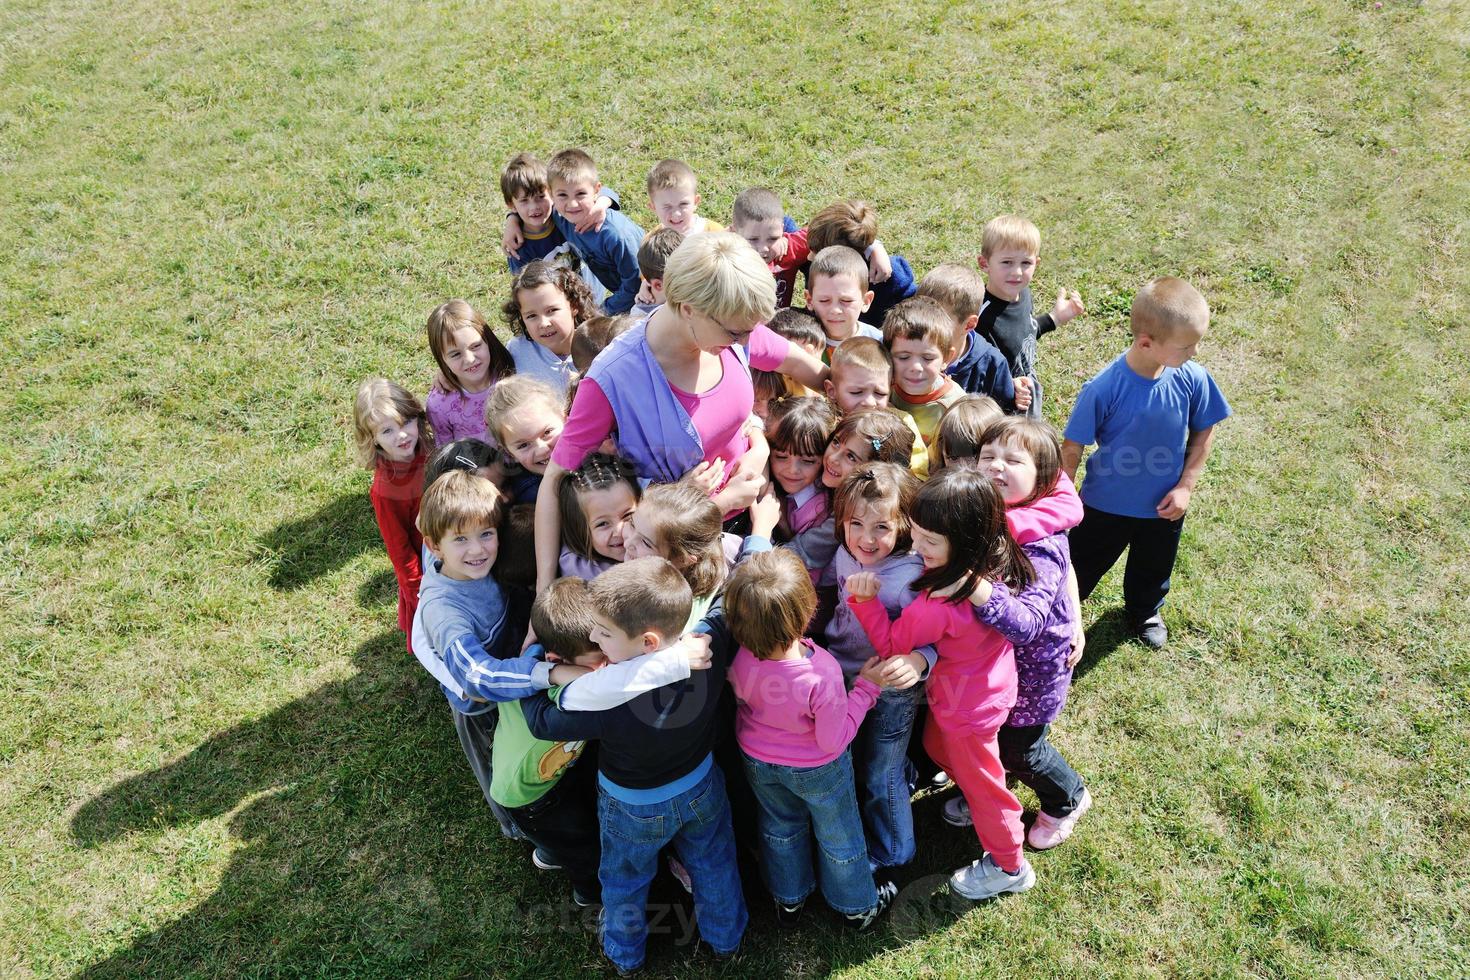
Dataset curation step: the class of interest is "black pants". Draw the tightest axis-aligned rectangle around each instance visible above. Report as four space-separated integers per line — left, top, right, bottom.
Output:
998 724 1085 818
1069 505 1185 626
508 749 602 901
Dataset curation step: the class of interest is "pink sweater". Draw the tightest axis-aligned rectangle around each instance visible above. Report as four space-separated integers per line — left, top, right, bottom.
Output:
728 639 881 767
849 593 1017 734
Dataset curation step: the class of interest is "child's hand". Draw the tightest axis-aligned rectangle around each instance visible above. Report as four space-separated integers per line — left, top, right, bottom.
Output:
1013 376 1034 412
1156 485 1191 520
573 195 611 234
867 240 892 284
502 214 524 260
769 235 789 264
846 571 880 602
748 486 781 538
879 651 927 690
636 279 655 305
1065 624 1086 670
674 632 713 671
712 470 765 514
857 656 890 689
521 622 538 652
1051 289 1085 326
684 458 725 495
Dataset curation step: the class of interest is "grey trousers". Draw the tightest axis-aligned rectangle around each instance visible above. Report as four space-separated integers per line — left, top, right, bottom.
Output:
452 705 524 840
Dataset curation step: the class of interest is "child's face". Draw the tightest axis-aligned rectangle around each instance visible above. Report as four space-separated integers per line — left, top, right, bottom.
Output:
979 248 1038 303
733 217 786 263
589 613 655 663
621 508 664 562
909 520 951 570
890 336 949 397
979 438 1037 505
442 325 493 390
1141 324 1206 369
649 185 701 234
500 402 563 473
825 365 891 414
517 283 577 357
510 189 553 232
551 177 602 221
373 413 419 464
570 647 609 669
942 452 978 472
771 449 822 496
844 498 900 567
822 433 872 489
806 273 873 343
647 277 665 303
427 520 499 581
581 483 638 562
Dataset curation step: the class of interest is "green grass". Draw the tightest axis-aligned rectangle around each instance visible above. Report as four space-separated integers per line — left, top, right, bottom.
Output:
3 0 1468 975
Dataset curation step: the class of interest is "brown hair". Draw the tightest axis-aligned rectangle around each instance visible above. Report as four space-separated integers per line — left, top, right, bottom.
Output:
1130 276 1209 340
766 306 824 350
495 503 538 589
639 482 726 598
352 377 435 469
832 462 921 553
425 299 514 395
417 470 502 545
500 152 549 203
807 199 878 254
590 557 693 642
931 395 1004 471
829 409 913 470
558 453 641 561
483 375 563 447
646 158 697 194
767 395 838 459
917 263 986 325
979 417 1063 509
752 368 787 406
808 245 869 293
881 295 955 356
732 187 782 225
910 469 1034 601
637 227 685 282
502 260 600 340
546 148 598 187
724 549 817 659
570 314 633 374
531 577 601 661
829 337 891 379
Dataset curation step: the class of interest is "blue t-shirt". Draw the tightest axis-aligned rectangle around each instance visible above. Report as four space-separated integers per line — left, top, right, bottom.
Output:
1063 353 1231 519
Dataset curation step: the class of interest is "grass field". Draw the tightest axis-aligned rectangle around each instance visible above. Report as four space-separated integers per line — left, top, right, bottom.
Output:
3 0 1468 975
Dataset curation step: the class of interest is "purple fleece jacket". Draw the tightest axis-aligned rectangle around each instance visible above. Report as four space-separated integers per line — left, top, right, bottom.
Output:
975 531 1076 727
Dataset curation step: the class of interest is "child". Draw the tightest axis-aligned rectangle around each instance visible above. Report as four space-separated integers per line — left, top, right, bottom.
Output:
817 463 932 873
632 227 684 318
646 159 723 235
557 452 640 580
725 549 897 929
766 396 840 577
750 367 786 424
484 375 565 503
353 378 435 650
805 246 882 352
765 306 825 398
499 152 611 307
824 338 929 479
917 263 1029 413
503 260 598 398
569 314 633 375
882 296 966 447
731 186 809 309
521 558 747 974
820 408 916 490
930 395 1004 472
807 199 914 327
1061 276 1230 648
976 214 1085 419
422 438 499 491
845 468 1039 900
424 300 516 445
543 148 645 314
941 418 1091 848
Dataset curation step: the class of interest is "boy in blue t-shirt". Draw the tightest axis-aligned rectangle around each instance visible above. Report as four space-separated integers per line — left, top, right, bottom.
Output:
1061 277 1231 649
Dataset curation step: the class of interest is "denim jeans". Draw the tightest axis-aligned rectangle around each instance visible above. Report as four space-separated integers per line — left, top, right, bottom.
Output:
597 764 747 972
742 750 878 915
508 752 601 901
851 683 922 868
998 723 1087 819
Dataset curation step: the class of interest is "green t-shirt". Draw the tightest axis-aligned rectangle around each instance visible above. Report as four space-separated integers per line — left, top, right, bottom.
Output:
488 697 587 809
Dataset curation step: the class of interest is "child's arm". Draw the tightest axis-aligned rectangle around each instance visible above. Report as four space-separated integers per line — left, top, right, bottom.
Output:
971 544 1069 647
845 574 944 658
1007 472 1083 544
521 686 612 742
440 627 554 703
598 217 646 315
1048 289 1086 328
555 634 712 711
1060 439 1087 482
1065 566 1085 669
787 518 840 581
866 239 892 284
810 666 882 755
1157 424 1218 520
774 227 810 271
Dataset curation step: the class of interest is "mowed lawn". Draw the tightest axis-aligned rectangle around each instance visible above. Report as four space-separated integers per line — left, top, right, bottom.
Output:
3 0 1467 975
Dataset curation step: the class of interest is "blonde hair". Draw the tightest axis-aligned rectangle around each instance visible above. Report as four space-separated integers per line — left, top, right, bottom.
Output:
425 300 514 395
662 232 776 327
918 263 986 325
981 214 1041 258
646 158 697 195
830 337 891 379
590 557 693 642
881 296 954 355
807 199 878 253
532 578 601 661
500 152 548 203
639 482 727 598
808 245 869 293
417 470 502 544
352 378 434 469
483 375 563 446
931 395 1004 471
724 549 817 659
1131 277 1209 339
546 148 598 187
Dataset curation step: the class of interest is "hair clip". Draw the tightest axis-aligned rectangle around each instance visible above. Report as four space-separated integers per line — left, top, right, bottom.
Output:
452 454 479 470
870 437 883 453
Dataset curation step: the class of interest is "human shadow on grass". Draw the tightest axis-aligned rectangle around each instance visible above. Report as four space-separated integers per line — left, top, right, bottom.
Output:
1071 606 1135 684
257 492 382 591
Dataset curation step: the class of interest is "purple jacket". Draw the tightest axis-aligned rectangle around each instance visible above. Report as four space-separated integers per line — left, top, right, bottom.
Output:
975 531 1076 727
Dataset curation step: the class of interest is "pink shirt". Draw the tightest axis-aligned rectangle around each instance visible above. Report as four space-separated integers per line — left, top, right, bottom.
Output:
551 324 791 479
426 385 495 446
728 639 880 767
1006 472 1083 544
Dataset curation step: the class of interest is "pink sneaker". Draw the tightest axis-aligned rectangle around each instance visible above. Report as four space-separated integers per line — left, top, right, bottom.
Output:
1027 788 1092 850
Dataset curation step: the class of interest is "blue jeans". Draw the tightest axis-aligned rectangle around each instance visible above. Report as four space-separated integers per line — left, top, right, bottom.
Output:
852 684 922 868
999 723 1087 818
597 764 747 972
743 751 877 915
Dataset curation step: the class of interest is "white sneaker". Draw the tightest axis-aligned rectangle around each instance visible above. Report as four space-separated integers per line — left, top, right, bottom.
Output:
949 854 1036 900
1027 788 1092 850
941 795 972 828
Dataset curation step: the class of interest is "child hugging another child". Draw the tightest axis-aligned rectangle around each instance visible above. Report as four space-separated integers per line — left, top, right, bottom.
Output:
726 549 898 930
503 260 600 399
806 199 914 327
766 396 840 578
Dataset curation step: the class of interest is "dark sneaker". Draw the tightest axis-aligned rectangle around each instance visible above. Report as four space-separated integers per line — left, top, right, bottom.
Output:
531 849 562 871
572 888 600 909
774 899 805 928
1136 616 1168 649
843 879 898 931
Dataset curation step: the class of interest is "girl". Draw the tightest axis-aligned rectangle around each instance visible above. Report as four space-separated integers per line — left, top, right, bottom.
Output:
930 394 1003 473
845 468 1039 901
941 418 1091 849
484 376 565 503
725 549 897 930
425 300 515 444
820 408 915 490
817 463 929 872
353 378 436 650
557 452 640 580
502 260 598 399
766 396 840 577
422 438 499 492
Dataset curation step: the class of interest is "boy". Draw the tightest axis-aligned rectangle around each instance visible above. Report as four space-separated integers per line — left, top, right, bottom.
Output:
917 262 1032 414
882 297 966 447
765 306 824 398
522 558 746 974
1061 277 1231 649
731 186 809 310
500 153 613 307
824 337 929 478
646 158 723 235
805 246 883 354
806 199 913 327
976 214 1085 418
632 226 683 318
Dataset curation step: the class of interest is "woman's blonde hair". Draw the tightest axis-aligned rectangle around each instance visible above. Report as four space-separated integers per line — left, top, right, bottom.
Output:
639 481 726 598
662 232 776 328
352 377 434 469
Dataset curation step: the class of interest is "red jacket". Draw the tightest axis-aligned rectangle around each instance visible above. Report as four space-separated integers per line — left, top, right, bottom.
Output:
370 451 427 644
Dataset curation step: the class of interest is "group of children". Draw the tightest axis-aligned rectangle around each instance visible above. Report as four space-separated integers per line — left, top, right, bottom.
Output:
349 148 1231 975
